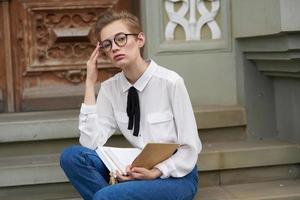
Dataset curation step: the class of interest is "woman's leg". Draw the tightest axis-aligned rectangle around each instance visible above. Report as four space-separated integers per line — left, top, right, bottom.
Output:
60 145 110 200
93 166 198 200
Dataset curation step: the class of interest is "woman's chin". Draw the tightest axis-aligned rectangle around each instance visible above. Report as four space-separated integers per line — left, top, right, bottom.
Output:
113 60 128 69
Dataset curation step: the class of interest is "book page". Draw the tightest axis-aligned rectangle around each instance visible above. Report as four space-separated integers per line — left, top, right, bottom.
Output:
106 148 141 174
96 146 141 175
96 148 118 175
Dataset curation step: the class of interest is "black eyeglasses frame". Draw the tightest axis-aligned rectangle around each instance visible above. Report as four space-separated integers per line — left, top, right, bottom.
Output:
99 32 139 53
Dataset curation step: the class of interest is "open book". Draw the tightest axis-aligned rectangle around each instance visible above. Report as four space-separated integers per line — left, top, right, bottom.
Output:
96 143 179 178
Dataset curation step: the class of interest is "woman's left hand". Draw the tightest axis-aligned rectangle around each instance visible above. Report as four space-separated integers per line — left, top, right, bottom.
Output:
116 166 162 182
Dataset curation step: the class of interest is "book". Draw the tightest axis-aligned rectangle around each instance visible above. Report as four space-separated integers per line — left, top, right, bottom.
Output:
96 143 179 179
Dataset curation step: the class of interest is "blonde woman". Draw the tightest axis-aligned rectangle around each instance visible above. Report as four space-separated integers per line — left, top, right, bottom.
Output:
60 10 202 200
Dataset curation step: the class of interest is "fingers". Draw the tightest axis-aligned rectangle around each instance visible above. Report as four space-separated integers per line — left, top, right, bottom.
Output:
127 167 149 179
131 167 148 174
87 42 100 64
126 165 132 174
116 167 160 181
128 172 144 179
91 42 100 59
87 43 100 66
92 50 99 64
85 42 101 85
128 167 161 180
116 170 134 182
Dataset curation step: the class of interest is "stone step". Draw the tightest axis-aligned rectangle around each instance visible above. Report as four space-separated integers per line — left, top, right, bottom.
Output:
199 126 247 143
0 154 67 187
0 135 132 187
0 135 131 158
0 183 81 200
196 179 300 200
198 139 300 171
0 127 247 158
0 105 246 143
0 110 79 143
1 179 299 200
194 105 246 129
199 164 300 187
1 139 299 187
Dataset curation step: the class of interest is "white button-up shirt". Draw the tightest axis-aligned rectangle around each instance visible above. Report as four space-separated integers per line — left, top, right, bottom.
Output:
79 60 202 178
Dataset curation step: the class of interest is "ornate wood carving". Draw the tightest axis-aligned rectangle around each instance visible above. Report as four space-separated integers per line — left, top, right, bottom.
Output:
8 0 134 112
34 12 96 64
16 0 119 83
53 70 87 84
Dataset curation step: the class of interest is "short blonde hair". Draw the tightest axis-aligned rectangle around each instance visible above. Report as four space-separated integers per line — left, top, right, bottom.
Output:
95 10 142 41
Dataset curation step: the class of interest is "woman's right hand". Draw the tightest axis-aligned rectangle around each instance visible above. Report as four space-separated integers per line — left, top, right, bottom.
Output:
86 42 100 85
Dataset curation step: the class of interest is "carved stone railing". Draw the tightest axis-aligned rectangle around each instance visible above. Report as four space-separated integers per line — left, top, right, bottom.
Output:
141 0 230 54
165 0 221 41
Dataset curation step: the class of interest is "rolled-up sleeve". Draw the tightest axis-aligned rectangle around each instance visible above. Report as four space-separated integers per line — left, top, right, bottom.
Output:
79 85 117 150
155 78 202 178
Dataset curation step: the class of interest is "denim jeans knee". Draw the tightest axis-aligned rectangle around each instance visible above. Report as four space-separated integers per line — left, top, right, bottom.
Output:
60 145 84 170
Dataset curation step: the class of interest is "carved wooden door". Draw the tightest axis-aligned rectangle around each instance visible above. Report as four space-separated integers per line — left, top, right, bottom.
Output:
0 0 138 112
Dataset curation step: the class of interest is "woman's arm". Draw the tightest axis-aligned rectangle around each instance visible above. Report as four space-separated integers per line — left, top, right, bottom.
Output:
79 43 117 149
84 42 99 105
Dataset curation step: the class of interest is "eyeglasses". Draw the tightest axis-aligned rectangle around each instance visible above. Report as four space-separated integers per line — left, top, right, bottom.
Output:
99 32 139 53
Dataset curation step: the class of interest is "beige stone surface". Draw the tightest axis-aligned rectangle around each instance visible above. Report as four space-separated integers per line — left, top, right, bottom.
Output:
0 106 246 143
198 171 220 187
195 185 235 200
224 179 300 199
196 179 300 200
0 182 80 200
198 139 300 171
199 126 246 143
194 105 247 129
220 165 300 185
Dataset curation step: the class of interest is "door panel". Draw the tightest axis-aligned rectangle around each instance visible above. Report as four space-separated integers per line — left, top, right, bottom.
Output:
0 3 5 112
0 1 15 113
8 0 136 112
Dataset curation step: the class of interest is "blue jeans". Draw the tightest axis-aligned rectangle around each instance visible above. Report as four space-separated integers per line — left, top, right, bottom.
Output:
60 145 198 200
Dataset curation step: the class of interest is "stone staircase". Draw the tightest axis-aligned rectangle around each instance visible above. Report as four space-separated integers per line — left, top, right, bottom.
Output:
0 106 299 199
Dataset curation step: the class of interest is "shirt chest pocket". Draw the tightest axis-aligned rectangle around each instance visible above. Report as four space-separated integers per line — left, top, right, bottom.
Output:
115 111 128 128
146 110 175 142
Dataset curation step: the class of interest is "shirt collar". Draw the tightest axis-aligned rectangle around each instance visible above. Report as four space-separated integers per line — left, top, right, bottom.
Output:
120 60 157 93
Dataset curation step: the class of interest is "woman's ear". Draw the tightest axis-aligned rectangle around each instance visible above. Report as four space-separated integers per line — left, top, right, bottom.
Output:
137 32 145 48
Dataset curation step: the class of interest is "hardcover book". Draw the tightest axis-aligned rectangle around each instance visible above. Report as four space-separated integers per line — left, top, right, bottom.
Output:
96 143 179 180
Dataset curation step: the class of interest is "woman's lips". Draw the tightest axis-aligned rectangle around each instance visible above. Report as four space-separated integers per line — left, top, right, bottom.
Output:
113 54 125 61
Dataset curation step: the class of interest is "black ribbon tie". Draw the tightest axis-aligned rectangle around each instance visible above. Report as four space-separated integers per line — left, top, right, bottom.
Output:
126 86 140 136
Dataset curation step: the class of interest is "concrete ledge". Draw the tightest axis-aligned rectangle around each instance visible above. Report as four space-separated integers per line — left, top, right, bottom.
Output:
199 164 300 187
0 182 81 200
1 139 299 187
196 179 300 200
0 154 67 187
198 139 300 171
0 105 246 143
0 110 79 142
194 105 246 129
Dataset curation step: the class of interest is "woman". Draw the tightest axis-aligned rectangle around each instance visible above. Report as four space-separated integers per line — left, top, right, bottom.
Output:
60 10 202 200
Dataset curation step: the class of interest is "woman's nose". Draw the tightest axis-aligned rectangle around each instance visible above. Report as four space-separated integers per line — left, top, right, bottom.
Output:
111 40 120 51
